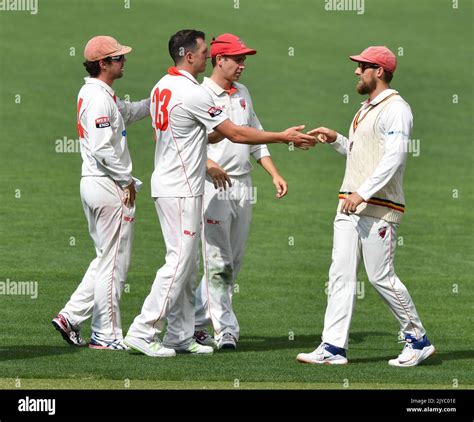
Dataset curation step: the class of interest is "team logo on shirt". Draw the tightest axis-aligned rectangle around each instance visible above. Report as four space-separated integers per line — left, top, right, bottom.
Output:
239 98 246 110
207 106 224 117
184 230 197 237
95 116 111 128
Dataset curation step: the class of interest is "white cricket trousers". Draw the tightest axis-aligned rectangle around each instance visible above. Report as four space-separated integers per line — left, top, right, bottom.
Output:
323 213 426 349
193 175 253 341
61 176 135 341
127 196 202 349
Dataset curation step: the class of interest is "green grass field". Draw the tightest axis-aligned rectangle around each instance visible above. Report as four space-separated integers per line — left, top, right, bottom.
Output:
0 0 472 391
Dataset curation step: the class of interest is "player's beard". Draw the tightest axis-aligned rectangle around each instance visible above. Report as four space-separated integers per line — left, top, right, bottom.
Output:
357 76 376 95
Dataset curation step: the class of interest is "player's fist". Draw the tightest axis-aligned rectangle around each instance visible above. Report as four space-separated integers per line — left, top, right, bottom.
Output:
282 125 316 150
207 159 232 190
307 127 337 144
123 181 136 207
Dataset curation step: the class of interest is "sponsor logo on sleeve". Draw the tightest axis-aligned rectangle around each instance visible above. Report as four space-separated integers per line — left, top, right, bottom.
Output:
207 106 224 118
95 116 111 128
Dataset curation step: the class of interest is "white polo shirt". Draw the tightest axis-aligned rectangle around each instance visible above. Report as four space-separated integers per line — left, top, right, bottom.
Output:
150 68 229 197
77 77 149 187
202 77 270 176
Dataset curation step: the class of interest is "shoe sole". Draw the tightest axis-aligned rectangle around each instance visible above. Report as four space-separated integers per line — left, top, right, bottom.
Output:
389 345 436 367
194 339 218 348
218 343 237 350
176 348 214 355
51 319 85 347
124 338 176 357
296 356 348 365
89 343 128 351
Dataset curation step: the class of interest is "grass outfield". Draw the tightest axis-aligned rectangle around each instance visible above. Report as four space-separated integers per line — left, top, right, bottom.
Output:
0 0 472 390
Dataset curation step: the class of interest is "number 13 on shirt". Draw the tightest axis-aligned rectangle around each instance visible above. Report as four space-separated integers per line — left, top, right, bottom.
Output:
152 88 172 131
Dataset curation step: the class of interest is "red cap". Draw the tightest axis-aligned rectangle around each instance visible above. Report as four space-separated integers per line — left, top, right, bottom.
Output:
84 35 132 61
210 33 257 57
349 46 397 73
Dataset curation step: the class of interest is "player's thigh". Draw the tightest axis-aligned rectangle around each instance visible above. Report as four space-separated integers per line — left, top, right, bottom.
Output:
359 216 397 282
329 213 362 279
80 177 124 248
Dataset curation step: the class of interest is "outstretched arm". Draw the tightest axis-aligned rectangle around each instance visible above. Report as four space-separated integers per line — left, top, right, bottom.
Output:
306 126 348 155
214 119 316 150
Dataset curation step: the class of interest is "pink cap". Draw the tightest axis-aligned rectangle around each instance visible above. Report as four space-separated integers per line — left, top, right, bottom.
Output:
349 46 397 73
210 33 256 57
84 35 132 61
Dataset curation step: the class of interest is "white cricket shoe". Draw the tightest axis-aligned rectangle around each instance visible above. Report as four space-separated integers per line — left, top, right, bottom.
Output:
217 332 237 350
124 335 176 357
89 335 129 350
51 313 86 347
177 340 214 354
193 330 217 348
389 334 435 367
297 342 348 365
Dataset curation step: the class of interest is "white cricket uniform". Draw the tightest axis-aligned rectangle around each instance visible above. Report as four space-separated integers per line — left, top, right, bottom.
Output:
61 77 149 342
322 89 426 349
189 78 270 342
127 68 228 349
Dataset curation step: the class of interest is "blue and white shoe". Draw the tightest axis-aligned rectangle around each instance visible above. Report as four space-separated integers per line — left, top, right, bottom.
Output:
389 334 435 367
297 342 348 365
89 333 129 350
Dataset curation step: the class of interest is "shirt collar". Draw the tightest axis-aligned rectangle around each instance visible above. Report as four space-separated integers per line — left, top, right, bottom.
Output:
85 77 115 97
361 88 398 108
167 67 199 84
203 77 238 96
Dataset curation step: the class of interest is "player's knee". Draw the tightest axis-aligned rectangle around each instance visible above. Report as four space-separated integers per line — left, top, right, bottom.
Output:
207 263 234 287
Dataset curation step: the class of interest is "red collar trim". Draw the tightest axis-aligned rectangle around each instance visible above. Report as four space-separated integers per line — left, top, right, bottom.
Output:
224 86 238 96
167 66 198 84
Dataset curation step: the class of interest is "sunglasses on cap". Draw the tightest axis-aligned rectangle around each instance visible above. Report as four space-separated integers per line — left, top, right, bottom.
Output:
109 55 125 62
358 62 380 71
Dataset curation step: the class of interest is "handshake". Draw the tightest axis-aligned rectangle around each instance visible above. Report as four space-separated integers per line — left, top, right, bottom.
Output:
280 125 338 150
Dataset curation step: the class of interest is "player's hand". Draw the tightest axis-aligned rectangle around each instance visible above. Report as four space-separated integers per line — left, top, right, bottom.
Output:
340 192 364 214
272 175 288 198
123 181 136 207
307 127 338 144
282 125 317 150
207 165 232 190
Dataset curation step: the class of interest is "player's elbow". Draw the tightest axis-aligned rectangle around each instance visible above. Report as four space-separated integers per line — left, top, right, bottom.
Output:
226 127 247 143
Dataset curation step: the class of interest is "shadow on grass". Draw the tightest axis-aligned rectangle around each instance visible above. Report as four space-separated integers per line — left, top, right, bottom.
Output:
237 334 474 365
237 331 390 352
351 350 474 365
0 345 81 362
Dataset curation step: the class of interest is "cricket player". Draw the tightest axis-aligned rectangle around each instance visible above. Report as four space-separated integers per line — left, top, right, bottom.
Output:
52 36 150 350
124 29 315 357
187 33 288 350
297 46 435 367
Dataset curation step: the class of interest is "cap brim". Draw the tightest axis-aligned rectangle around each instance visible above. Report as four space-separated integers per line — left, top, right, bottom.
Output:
349 54 372 64
116 45 132 56
216 48 256 57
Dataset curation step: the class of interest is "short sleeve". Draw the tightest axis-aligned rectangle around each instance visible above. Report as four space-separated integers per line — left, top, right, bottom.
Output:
183 87 228 131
